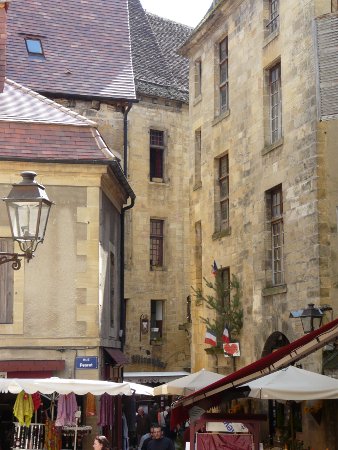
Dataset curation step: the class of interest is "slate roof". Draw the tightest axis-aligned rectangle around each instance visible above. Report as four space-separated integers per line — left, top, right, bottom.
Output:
6 0 136 101
0 79 117 162
128 0 191 103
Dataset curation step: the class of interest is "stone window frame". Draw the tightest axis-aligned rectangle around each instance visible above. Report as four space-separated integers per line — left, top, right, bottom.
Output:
214 33 230 120
262 58 283 152
149 128 167 183
194 58 202 99
194 128 202 190
265 184 285 287
213 152 231 237
150 218 165 269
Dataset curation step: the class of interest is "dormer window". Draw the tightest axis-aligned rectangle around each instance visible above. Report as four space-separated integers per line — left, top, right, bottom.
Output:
25 38 44 56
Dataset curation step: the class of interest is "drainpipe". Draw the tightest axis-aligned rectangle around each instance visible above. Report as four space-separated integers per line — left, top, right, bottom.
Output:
123 102 133 177
120 102 134 351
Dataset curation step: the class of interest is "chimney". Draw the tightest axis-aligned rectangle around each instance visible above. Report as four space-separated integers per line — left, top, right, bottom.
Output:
0 1 11 93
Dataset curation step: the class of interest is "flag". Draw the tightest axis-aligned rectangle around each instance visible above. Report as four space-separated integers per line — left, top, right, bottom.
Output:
222 326 230 343
204 329 217 346
211 260 218 276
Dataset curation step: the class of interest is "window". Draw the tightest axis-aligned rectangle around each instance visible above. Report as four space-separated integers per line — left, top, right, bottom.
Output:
194 59 202 98
219 154 229 229
0 239 14 324
150 300 163 341
150 129 164 181
219 267 230 308
150 219 164 268
25 38 44 56
269 63 282 143
219 37 229 113
194 129 202 187
266 185 284 285
109 246 115 328
267 0 279 34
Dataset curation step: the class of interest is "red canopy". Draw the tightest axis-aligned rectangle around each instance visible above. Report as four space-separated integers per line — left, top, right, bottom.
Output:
171 318 338 427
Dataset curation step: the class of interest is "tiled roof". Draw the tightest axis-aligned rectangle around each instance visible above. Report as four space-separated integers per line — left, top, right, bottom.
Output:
128 0 191 103
0 80 117 162
6 0 136 101
0 79 96 126
145 13 191 90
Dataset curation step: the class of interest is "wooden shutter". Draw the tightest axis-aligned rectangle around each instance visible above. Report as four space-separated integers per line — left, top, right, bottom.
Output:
0 239 14 323
314 14 338 120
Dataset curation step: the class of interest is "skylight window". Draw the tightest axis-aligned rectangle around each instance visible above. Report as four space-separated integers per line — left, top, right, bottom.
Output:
25 38 44 56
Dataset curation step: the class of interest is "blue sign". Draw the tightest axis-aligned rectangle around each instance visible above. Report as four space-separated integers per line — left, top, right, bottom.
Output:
75 356 98 370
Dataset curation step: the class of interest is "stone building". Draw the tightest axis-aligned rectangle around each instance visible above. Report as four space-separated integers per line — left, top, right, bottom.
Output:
123 0 192 383
180 0 338 447
6 0 192 384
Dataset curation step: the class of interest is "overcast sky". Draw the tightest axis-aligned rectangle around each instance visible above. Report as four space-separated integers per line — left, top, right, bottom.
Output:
140 0 212 27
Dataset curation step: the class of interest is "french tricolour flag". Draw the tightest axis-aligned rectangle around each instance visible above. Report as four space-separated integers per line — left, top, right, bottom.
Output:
222 326 230 343
204 329 217 347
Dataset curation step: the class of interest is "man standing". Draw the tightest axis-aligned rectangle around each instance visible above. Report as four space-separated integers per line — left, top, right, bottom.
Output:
136 407 151 445
147 425 174 450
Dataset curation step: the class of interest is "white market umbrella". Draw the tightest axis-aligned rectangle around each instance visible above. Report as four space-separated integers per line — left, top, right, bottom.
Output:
129 382 154 396
243 366 338 401
153 369 225 396
0 377 133 396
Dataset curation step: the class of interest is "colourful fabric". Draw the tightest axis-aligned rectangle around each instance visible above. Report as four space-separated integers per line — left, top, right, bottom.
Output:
13 391 34 426
45 419 62 450
55 393 78 426
85 392 96 417
32 392 42 411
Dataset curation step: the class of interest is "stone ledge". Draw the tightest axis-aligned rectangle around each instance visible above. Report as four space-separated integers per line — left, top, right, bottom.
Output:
212 227 231 240
261 137 284 156
263 28 280 48
212 109 230 126
193 94 202 106
262 284 287 297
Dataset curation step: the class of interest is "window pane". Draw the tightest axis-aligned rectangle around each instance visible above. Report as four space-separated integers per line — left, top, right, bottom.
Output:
220 155 229 178
220 178 228 199
150 148 163 178
269 0 279 33
25 38 43 55
150 130 164 147
150 220 164 267
219 38 228 62
270 64 281 143
220 85 228 112
220 61 228 85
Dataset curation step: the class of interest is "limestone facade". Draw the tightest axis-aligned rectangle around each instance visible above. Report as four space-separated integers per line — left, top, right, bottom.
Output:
182 0 338 377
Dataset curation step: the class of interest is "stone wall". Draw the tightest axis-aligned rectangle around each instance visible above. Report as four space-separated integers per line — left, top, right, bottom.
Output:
186 0 336 373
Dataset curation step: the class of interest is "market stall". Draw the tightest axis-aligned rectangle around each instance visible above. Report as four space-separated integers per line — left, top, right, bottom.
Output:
0 377 153 450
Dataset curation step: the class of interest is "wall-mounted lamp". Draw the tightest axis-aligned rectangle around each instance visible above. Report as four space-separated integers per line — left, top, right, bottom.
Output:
139 314 149 341
289 303 333 334
1 171 53 270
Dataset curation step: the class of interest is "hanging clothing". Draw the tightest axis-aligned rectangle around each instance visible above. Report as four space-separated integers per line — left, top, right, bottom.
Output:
55 393 78 427
85 392 96 417
45 419 62 450
32 392 42 411
98 393 114 427
13 391 34 427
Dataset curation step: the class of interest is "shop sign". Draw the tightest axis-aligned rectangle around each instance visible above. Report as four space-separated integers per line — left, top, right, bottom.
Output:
75 356 98 369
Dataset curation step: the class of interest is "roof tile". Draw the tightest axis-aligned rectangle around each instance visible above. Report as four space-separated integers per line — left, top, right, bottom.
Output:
6 0 136 100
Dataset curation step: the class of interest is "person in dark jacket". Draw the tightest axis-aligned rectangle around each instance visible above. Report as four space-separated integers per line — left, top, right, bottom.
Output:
136 407 151 444
147 425 174 450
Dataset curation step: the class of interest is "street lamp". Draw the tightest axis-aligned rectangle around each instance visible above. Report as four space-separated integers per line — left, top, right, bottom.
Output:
289 303 333 333
1 171 53 270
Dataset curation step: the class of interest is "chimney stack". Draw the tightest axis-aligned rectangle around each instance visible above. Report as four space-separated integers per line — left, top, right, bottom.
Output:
0 1 11 94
